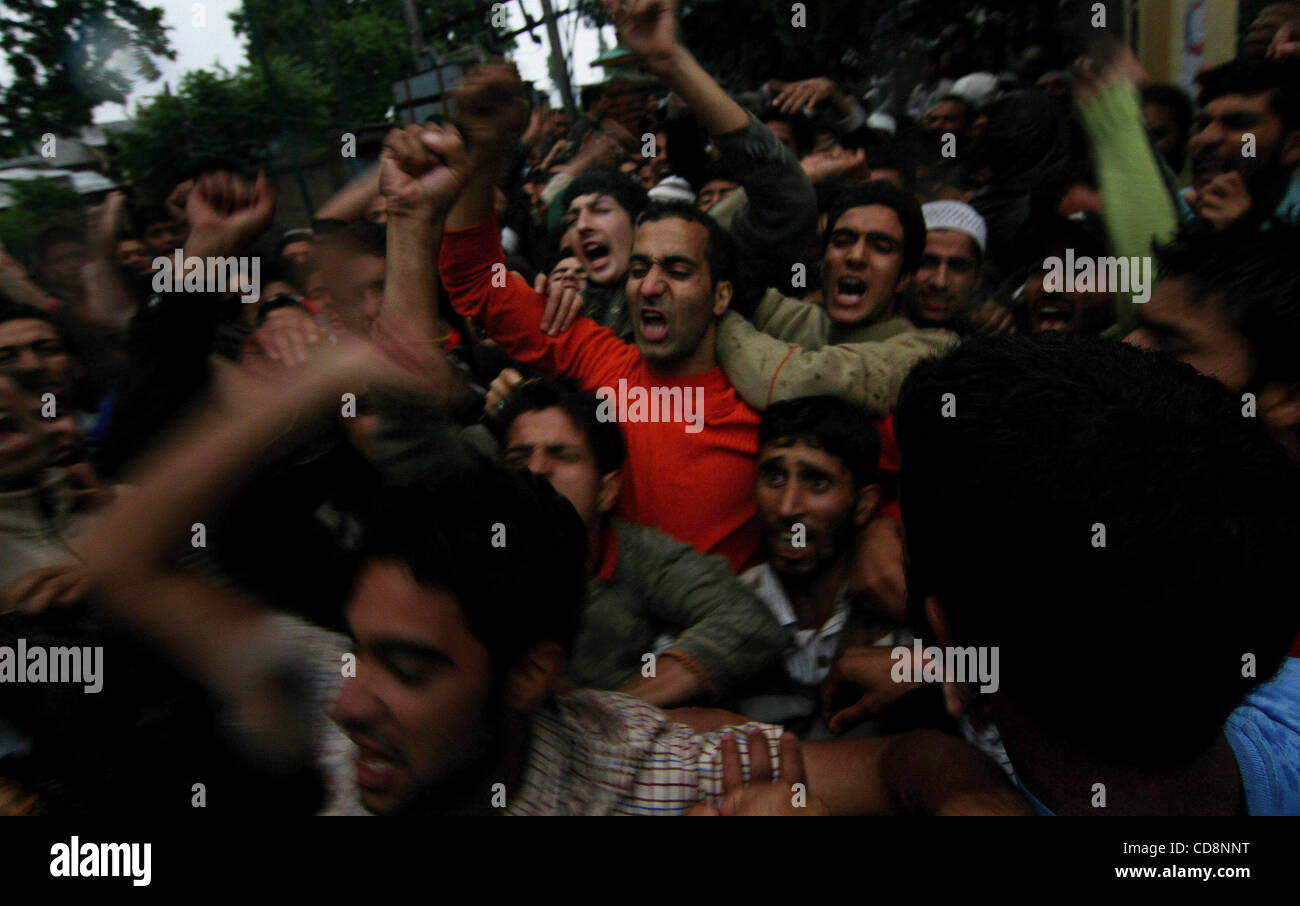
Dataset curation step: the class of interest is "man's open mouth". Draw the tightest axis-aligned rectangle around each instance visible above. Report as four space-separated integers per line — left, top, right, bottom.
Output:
1033 297 1076 332
638 308 669 343
581 240 611 271
834 276 868 308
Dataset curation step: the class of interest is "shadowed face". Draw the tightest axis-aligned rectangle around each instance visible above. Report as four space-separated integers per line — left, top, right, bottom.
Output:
330 560 495 815
822 205 908 326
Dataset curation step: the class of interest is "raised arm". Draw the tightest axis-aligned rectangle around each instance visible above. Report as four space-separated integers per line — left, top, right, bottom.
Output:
716 311 959 415
606 0 818 273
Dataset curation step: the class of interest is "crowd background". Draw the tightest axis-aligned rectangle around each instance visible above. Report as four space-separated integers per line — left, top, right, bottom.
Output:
1 0 1299 816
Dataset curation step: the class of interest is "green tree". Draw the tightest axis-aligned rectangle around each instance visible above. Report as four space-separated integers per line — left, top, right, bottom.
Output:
231 0 508 128
106 58 332 203
574 0 893 88
0 0 173 156
0 177 85 270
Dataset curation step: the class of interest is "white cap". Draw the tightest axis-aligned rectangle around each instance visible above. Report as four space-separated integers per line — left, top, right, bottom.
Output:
950 72 999 108
866 112 897 135
647 175 695 205
922 201 987 256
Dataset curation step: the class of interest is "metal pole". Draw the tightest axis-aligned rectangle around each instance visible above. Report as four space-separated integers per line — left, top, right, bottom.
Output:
538 0 578 120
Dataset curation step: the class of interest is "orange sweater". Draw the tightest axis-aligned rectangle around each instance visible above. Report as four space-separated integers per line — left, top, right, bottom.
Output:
440 219 763 573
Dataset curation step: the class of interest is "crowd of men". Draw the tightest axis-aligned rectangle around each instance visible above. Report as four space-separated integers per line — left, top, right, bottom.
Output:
1 0 1299 816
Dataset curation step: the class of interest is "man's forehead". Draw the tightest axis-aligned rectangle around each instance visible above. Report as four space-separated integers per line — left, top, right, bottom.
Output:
831 204 904 236
759 438 848 471
0 318 59 344
508 406 589 449
1202 91 1276 118
925 229 978 260
568 192 623 214
632 218 707 258
348 560 468 640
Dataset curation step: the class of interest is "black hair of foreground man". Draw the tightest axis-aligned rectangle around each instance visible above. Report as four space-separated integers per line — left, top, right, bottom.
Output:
895 333 1300 772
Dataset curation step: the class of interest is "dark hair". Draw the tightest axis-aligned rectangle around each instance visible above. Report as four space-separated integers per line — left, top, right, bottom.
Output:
928 93 976 124
133 203 178 232
1197 57 1300 132
499 377 627 476
1154 224 1300 387
358 453 587 678
313 220 386 259
34 226 85 264
895 333 1300 769
1140 83 1194 137
760 396 881 488
865 139 919 198
823 180 926 274
561 168 648 222
636 200 737 288
0 300 60 329
759 108 814 157
549 246 579 270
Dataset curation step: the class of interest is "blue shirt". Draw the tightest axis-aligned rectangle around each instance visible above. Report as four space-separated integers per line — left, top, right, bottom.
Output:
1018 657 1300 815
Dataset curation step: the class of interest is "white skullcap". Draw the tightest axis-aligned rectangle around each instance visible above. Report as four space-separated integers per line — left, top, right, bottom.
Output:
647 175 695 205
950 72 999 107
922 200 987 256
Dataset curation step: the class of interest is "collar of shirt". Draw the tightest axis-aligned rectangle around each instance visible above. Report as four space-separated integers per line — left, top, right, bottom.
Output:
752 562 850 641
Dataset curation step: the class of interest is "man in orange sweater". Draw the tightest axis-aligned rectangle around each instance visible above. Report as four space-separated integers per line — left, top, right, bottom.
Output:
430 66 765 571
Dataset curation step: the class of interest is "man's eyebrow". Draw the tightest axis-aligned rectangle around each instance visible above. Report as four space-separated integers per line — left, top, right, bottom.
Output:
795 460 836 483
371 639 452 666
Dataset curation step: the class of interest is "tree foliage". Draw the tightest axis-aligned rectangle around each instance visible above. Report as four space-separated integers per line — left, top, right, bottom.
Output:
0 0 173 156
230 0 507 127
106 59 332 204
574 0 894 89
0 177 85 270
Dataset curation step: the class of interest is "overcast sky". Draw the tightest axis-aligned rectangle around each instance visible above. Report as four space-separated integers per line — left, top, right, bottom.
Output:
93 0 610 123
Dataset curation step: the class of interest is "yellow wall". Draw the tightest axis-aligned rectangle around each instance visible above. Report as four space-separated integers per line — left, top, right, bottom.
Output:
1135 0 1239 84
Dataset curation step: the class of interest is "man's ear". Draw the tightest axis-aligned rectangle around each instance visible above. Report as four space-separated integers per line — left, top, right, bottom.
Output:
1258 381 1300 444
1282 128 1300 168
853 482 881 528
597 468 622 514
923 594 954 649
505 641 567 714
711 279 734 318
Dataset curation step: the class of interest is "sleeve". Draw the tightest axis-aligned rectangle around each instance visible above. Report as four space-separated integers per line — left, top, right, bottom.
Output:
438 218 637 389
616 718 787 814
716 311 959 415
710 112 819 285
1075 80 1181 336
748 289 833 346
631 525 785 696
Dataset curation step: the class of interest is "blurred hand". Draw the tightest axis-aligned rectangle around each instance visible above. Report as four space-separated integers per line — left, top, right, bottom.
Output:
185 171 276 257
772 77 846 116
380 122 470 217
2 564 92 614
821 646 917 735
1268 23 1300 59
1069 47 1148 103
484 367 524 418
452 64 532 159
86 191 126 262
535 272 584 335
965 300 1015 336
249 304 328 370
603 0 681 67
848 514 907 624
166 179 195 223
1187 171 1253 231
687 730 830 816
800 147 868 185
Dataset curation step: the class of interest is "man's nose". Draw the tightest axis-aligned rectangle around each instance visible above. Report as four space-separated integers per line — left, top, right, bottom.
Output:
777 482 805 518
527 450 554 477
329 669 386 730
931 263 951 289
845 238 870 265
1123 328 1157 351
639 265 667 298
